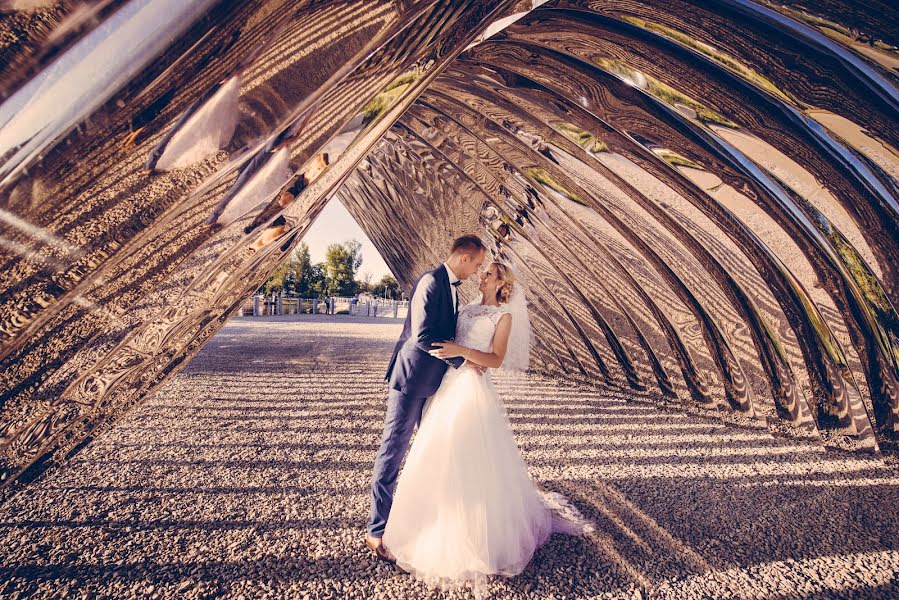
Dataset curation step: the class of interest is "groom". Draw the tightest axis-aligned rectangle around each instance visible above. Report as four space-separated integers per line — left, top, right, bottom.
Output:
365 235 487 560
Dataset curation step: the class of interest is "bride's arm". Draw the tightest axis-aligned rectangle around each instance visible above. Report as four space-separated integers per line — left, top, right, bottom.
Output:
429 313 512 369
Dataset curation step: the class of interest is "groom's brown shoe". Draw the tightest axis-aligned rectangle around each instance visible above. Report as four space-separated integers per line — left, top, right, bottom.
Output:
365 534 396 563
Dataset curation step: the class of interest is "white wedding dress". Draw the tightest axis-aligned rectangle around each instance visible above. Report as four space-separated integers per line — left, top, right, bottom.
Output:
382 301 591 590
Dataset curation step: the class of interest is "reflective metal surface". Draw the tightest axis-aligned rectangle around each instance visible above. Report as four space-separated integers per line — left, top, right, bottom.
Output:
0 0 897 491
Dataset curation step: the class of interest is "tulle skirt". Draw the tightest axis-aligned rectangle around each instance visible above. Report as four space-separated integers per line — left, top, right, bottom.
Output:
382 366 587 590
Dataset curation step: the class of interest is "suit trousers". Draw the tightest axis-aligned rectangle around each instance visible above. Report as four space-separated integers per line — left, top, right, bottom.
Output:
367 387 428 537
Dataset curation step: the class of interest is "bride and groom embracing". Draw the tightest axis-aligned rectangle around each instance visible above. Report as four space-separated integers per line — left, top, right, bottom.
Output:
364 235 590 589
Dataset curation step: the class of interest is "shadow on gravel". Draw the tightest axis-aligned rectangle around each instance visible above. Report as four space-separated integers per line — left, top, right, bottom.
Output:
1 318 897 598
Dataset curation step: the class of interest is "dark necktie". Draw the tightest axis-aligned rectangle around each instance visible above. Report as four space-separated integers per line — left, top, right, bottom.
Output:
451 280 461 316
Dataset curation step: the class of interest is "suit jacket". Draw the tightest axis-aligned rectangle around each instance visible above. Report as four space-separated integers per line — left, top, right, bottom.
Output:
385 265 465 397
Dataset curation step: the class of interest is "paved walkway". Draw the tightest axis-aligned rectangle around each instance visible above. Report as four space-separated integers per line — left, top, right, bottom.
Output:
1 315 898 598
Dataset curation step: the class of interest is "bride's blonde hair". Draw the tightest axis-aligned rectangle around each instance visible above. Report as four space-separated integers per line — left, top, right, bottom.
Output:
492 261 515 304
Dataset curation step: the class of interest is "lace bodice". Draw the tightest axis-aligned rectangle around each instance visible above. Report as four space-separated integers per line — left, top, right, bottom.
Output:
455 302 512 353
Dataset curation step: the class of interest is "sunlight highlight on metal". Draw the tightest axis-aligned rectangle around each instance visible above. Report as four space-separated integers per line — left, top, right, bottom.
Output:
0 0 897 494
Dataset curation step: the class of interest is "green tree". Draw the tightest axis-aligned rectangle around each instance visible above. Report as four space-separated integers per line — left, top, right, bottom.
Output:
308 263 328 298
356 272 374 294
324 240 363 296
371 274 400 299
292 242 314 296
257 242 313 296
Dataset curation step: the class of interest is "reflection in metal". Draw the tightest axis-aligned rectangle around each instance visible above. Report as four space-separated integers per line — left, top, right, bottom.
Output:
0 0 897 492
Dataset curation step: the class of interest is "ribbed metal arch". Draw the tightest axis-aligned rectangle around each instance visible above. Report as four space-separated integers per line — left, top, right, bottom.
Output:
0 0 896 494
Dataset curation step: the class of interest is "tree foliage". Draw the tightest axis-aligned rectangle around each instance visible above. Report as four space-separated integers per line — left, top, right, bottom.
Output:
356 272 374 294
324 240 363 296
257 242 326 297
307 263 328 298
257 243 308 296
257 239 372 299
371 274 400 298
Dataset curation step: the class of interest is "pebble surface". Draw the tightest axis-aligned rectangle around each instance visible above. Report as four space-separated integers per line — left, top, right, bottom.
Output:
1 315 898 599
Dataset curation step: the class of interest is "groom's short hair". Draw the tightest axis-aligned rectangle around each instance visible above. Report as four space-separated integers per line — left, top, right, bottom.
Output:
450 235 486 256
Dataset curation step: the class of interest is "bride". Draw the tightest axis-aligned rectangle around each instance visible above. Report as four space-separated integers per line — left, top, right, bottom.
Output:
381 261 591 589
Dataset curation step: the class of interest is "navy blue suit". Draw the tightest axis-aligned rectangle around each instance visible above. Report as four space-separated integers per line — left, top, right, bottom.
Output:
368 265 464 537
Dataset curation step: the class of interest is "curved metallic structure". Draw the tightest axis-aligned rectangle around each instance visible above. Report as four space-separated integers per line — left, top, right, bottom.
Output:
0 0 896 493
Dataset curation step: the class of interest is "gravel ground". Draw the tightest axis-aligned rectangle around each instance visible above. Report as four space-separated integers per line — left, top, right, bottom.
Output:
1 315 898 599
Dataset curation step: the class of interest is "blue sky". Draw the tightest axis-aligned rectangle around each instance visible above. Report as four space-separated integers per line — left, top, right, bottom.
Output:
302 197 392 280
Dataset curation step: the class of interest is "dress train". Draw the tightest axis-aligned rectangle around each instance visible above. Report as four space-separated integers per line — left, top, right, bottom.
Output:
382 365 592 592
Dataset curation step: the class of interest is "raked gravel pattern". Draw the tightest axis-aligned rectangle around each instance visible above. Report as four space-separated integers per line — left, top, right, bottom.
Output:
1 315 898 599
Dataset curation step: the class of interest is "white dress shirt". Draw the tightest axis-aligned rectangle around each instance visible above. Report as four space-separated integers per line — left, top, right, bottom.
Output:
443 262 460 312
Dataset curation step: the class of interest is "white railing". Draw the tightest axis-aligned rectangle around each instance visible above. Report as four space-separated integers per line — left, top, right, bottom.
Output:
240 294 408 318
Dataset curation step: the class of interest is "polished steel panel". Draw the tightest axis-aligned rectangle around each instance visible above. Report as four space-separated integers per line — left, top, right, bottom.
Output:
0 0 896 492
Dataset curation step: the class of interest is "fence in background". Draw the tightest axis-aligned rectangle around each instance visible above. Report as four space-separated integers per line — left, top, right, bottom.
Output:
240 294 409 319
